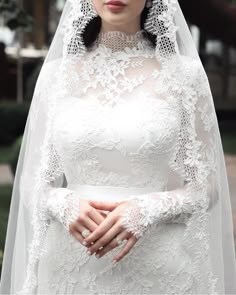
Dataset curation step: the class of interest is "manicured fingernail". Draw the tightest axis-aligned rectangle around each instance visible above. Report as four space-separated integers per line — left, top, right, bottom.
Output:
112 259 117 264
95 254 100 259
83 241 87 246
87 251 92 255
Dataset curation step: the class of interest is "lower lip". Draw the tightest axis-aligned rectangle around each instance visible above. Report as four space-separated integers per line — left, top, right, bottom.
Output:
106 4 126 11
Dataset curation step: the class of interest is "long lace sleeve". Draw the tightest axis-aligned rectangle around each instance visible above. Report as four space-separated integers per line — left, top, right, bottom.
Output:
121 61 219 239
44 143 80 231
121 188 194 238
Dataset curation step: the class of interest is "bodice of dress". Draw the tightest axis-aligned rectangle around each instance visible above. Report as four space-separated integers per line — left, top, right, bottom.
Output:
52 30 181 192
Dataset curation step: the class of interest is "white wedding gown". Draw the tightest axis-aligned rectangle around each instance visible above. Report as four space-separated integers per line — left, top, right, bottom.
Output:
35 32 220 294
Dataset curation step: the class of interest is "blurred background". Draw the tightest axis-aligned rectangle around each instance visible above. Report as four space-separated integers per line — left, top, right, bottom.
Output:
0 0 236 277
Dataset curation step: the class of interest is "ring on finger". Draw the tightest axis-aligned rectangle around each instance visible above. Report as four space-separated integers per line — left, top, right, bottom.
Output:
82 229 91 238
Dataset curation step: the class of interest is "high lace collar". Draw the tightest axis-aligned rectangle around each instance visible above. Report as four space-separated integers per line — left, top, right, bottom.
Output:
95 30 151 52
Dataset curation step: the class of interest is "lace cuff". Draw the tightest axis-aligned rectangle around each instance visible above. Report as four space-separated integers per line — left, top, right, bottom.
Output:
46 188 80 231
121 190 196 239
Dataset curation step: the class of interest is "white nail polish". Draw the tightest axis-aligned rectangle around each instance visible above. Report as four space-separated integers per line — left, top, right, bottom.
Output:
83 241 87 246
87 251 92 255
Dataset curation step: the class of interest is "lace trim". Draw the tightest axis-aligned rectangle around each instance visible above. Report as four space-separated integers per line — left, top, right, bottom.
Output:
46 188 80 231
62 0 97 57
121 191 194 239
144 0 179 59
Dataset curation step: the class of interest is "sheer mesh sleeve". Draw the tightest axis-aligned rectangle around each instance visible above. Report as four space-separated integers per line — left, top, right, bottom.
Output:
121 61 219 239
44 143 80 231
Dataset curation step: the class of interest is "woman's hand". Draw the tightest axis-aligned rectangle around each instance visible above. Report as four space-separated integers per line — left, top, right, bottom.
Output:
69 198 107 247
83 200 138 263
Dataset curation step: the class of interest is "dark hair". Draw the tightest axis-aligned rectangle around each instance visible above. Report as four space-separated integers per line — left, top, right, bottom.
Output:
82 7 157 49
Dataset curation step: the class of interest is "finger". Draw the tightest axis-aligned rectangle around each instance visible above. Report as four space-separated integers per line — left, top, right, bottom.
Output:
88 207 106 225
87 222 122 254
69 224 85 245
97 209 108 219
84 214 116 246
95 230 130 259
76 222 93 238
77 217 103 247
89 200 122 211
112 236 137 263
79 215 99 232
70 223 90 246
100 212 108 219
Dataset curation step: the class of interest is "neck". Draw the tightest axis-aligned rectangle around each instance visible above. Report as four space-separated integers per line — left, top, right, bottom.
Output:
101 18 141 34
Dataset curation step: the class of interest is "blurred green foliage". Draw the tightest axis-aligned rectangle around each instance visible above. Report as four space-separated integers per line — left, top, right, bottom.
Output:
222 133 236 155
0 145 13 164
0 185 12 274
0 0 33 31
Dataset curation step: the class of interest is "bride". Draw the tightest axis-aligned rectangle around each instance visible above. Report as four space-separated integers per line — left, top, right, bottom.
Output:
1 0 236 294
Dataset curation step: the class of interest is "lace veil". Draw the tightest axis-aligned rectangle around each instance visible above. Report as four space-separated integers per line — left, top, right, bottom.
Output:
0 0 236 294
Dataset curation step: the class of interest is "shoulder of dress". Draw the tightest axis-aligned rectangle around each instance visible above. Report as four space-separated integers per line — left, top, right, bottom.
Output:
175 55 211 105
41 58 63 76
175 55 201 70
33 58 64 99
41 57 83 74
172 54 206 84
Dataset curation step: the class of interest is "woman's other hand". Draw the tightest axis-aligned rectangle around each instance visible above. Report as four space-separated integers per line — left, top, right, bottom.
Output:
84 200 138 263
68 198 107 247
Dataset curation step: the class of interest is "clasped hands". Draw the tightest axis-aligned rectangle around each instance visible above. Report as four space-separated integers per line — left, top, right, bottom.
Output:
68 199 138 263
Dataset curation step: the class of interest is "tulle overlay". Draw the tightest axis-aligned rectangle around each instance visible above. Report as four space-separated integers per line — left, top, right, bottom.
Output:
0 0 236 294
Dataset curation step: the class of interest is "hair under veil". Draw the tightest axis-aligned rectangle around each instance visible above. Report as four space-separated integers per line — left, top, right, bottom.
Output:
0 0 236 294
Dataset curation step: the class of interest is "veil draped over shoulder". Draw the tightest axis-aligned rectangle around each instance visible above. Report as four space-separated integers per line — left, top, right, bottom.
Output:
0 0 236 294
